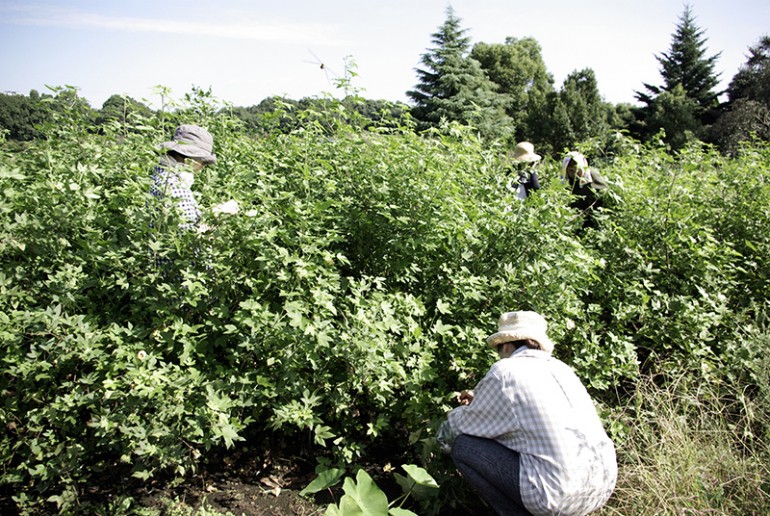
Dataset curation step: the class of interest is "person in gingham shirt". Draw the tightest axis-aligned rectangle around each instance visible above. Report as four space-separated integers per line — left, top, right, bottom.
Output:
150 124 217 231
149 125 241 270
437 311 617 516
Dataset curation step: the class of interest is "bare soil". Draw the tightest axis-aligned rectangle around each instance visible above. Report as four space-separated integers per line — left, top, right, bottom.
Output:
0 443 495 515
137 446 326 515
0 446 326 516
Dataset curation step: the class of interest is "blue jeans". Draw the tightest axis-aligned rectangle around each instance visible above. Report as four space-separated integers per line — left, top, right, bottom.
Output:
451 434 532 516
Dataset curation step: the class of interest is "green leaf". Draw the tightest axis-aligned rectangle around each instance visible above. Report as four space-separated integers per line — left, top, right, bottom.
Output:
216 423 242 449
401 465 439 489
340 469 389 515
300 467 345 496
314 424 336 446
338 494 365 515
389 509 418 516
432 319 454 336
394 465 439 502
324 504 343 516
131 469 152 480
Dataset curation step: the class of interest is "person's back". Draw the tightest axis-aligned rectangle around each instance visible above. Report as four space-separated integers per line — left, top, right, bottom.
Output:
441 311 617 516
491 350 617 515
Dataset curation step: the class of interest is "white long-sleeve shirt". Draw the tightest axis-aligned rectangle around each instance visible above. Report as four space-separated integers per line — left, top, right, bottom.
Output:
446 347 617 515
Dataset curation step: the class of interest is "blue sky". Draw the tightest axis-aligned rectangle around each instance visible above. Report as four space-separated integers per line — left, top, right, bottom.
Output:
1 0 768 109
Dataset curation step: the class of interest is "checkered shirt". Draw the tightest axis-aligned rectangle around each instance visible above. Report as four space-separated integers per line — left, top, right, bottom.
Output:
150 161 201 230
446 347 617 516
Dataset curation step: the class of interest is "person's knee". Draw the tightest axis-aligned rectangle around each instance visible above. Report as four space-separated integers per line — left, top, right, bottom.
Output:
450 434 489 466
449 433 471 460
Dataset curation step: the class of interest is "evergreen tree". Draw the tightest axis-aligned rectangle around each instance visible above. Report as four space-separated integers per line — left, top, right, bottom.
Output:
634 4 721 143
555 69 609 151
530 69 611 156
407 6 511 140
647 84 703 150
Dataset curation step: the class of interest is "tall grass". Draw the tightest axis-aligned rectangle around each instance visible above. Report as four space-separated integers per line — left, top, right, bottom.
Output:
599 357 770 515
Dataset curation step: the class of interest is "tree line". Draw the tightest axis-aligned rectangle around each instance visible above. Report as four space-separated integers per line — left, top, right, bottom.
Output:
408 5 770 155
1 5 768 155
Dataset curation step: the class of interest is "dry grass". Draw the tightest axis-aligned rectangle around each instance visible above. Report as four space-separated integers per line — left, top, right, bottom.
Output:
597 370 770 515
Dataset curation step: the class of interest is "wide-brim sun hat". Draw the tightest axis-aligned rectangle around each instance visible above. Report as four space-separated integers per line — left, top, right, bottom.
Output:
486 310 555 354
511 141 542 163
160 124 217 164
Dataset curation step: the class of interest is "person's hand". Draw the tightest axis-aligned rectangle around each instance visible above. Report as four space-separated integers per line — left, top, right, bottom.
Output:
457 390 474 405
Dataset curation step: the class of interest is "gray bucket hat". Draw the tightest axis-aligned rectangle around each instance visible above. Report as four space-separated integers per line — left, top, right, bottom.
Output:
160 124 216 164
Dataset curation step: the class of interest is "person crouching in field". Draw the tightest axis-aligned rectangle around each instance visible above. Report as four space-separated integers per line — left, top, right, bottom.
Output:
437 311 617 515
149 124 239 270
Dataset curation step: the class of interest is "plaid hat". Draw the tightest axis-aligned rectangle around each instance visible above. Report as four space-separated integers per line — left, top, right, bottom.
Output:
486 311 555 354
160 124 216 164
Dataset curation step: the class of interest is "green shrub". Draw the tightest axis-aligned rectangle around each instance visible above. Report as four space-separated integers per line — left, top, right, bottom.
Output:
1 90 769 513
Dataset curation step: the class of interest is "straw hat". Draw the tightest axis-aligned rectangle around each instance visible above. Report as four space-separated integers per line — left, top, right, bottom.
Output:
511 142 542 163
486 311 555 354
160 124 217 164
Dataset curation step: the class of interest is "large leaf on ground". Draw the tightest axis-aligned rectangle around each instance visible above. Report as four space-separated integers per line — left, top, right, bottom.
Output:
337 469 389 515
394 464 439 501
300 467 345 496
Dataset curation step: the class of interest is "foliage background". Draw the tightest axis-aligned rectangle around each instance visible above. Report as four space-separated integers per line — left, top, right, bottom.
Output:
1 90 769 513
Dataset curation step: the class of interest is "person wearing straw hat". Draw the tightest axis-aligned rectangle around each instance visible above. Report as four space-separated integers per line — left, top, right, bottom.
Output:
506 142 542 201
562 151 608 228
437 311 617 516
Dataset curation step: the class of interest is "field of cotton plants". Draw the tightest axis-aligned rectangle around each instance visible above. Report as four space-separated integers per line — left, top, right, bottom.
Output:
2 92 769 514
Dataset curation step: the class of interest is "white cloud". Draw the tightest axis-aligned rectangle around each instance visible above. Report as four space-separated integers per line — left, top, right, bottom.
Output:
0 3 341 45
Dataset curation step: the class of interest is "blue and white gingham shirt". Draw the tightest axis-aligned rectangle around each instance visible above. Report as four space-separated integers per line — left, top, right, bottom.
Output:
446 347 617 516
150 156 201 230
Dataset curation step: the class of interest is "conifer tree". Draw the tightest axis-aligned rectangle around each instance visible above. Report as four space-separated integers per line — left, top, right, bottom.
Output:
407 6 511 140
710 35 770 153
634 4 721 144
556 69 609 150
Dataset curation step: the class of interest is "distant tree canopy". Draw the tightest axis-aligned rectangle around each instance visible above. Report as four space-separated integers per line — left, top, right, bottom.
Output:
710 35 770 153
0 90 52 141
727 35 770 106
229 96 410 136
407 6 512 141
543 69 612 155
96 94 154 127
0 89 409 143
470 36 554 142
0 5 766 157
